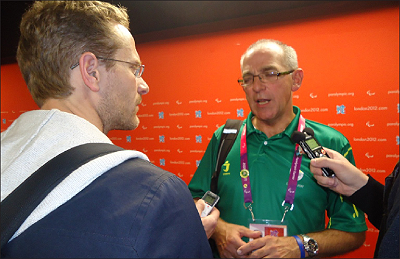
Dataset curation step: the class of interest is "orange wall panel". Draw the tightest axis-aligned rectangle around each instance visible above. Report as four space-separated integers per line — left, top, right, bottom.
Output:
1 64 38 130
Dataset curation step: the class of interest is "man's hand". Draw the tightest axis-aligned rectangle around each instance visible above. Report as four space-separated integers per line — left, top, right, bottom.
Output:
212 219 262 258
236 235 300 258
195 199 220 239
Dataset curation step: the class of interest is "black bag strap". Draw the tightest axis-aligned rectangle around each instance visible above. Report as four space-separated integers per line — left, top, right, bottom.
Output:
210 119 242 193
0 143 124 251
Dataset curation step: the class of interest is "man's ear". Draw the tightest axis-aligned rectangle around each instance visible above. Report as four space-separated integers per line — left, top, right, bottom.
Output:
291 68 303 92
79 52 100 92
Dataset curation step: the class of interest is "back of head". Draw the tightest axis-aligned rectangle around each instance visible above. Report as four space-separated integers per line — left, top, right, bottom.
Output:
240 39 298 71
16 1 130 107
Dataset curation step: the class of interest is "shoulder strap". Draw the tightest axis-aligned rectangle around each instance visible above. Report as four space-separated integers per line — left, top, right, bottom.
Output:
0 143 124 250
210 119 243 194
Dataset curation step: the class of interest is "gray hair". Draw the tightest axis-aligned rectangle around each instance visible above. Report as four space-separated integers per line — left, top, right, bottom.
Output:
240 39 298 70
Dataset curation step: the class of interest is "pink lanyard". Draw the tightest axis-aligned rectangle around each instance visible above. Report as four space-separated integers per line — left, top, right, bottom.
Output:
240 115 306 222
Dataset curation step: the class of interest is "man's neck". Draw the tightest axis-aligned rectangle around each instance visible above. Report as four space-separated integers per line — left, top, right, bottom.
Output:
252 112 296 138
41 99 105 133
41 99 73 113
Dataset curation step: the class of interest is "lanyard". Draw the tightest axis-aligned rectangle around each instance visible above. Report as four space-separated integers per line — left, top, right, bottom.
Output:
240 115 306 222
240 125 254 220
281 115 305 222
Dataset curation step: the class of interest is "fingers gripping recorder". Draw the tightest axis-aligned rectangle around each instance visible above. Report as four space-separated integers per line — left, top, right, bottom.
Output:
291 128 335 177
200 191 220 217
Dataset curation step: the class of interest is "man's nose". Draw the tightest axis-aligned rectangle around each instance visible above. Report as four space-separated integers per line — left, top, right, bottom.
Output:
137 77 149 95
252 76 266 92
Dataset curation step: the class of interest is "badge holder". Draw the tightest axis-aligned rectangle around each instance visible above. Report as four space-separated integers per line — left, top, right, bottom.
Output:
249 219 288 241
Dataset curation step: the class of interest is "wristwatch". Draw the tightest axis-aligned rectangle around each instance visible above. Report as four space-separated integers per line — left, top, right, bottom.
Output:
300 234 319 257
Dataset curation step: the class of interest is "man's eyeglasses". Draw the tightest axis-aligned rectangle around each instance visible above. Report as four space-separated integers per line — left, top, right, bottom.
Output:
70 56 145 78
238 70 294 87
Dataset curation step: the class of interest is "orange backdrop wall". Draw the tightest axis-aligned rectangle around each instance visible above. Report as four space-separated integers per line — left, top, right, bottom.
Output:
1 6 399 258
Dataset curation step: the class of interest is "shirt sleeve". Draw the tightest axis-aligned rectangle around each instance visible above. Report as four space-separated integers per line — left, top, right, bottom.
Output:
341 142 356 166
135 174 212 258
325 141 368 232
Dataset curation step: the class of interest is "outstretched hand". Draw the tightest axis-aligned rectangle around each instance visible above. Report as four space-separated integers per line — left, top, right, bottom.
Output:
309 147 368 196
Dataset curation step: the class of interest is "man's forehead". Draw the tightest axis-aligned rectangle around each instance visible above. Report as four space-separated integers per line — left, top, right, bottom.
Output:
114 24 133 41
242 45 284 70
113 24 141 62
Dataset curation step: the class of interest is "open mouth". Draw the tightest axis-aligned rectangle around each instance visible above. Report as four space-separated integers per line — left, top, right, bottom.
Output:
257 99 270 105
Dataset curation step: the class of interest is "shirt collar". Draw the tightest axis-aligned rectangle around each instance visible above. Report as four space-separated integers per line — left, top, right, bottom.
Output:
284 106 302 138
245 106 302 138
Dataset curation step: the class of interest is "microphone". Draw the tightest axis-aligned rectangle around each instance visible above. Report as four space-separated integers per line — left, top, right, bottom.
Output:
291 131 306 144
290 128 335 177
303 127 314 137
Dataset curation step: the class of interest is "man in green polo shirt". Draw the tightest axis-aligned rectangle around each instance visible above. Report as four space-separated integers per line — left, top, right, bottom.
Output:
188 39 367 258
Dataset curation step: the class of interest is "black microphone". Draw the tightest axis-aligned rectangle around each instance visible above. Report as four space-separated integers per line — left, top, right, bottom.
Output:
290 128 335 177
303 127 314 137
291 131 306 144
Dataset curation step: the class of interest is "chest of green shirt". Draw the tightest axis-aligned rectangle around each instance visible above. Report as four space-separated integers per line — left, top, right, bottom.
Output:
217 129 329 236
189 108 365 237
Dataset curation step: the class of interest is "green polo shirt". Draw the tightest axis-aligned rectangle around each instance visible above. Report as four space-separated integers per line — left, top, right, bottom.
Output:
189 106 367 239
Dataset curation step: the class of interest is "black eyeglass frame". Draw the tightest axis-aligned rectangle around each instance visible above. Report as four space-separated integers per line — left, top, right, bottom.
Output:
238 69 295 87
70 56 145 78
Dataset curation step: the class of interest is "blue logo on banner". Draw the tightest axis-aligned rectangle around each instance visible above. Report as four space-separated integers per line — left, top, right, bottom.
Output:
196 135 202 143
159 112 164 119
396 136 399 145
237 108 244 117
196 160 201 167
126 136 131 143
159 135 165 143
336 105 346 114
160 159 165 166
2 119 6 124
195 110 202 118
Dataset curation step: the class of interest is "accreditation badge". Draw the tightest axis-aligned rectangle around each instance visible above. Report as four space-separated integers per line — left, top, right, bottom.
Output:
248 219 287 241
